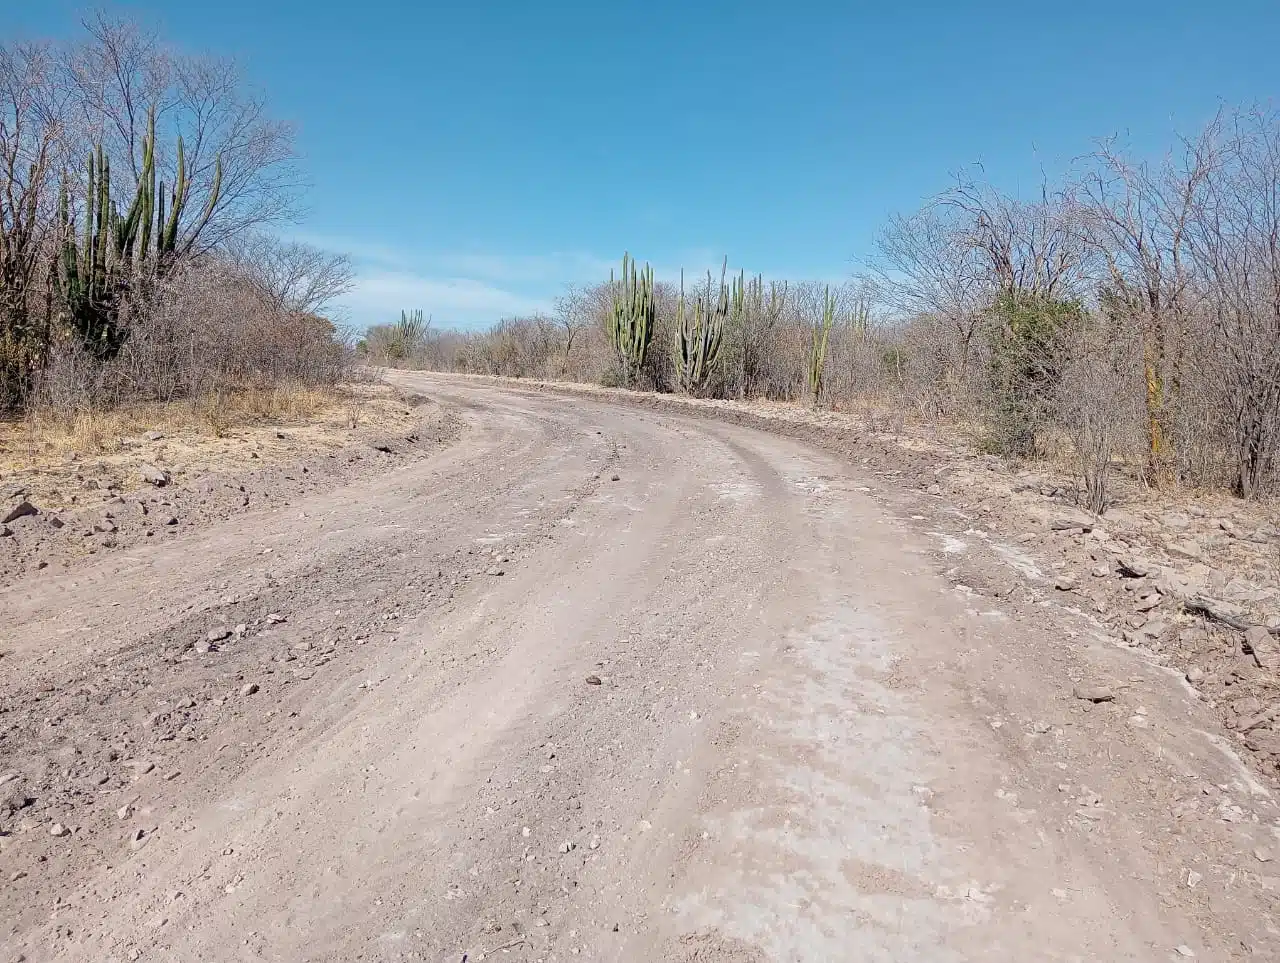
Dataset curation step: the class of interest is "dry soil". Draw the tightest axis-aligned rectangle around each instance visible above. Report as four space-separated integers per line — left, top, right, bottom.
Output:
2 373 1278 963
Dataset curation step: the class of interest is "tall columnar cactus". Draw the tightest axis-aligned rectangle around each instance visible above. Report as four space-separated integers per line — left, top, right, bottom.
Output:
607 252 654 386
849 296 870 336
393 309 428 358
56 106 222 359
808 285 835 406
56 145 130 358
675 260 730 395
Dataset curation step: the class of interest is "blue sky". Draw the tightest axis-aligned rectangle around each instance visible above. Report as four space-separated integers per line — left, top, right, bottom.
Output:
12 1 1280 329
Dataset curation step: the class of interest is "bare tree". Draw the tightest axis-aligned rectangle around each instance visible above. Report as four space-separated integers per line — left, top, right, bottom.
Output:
1183 106 1280 497
552 283 605 377
1077 123 1218 482
870 207 991 386
221 233 354 317
63 13 302 254
0 15 343 415
940 173 1097 300
0 40 68 405
872 173 1094 395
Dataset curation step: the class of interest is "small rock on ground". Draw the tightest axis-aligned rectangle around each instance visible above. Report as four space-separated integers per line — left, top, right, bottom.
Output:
2 501 38 524
1243 626 1273 668
1118 556 1155 578
1049 510 1095 532
1073 685 1115 703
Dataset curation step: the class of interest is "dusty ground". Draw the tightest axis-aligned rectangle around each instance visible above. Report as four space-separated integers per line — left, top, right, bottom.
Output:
0 384 457 583
446 373 1280 792
2 373 1279 962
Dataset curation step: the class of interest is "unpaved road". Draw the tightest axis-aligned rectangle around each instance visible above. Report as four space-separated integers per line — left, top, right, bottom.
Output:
3 374 1278 962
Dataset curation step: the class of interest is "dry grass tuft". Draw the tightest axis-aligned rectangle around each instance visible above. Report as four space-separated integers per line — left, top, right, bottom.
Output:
0 383 417 511
8 384 346 466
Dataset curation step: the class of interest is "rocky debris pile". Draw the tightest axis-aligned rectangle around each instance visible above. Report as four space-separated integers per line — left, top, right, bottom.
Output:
926 458 1280 787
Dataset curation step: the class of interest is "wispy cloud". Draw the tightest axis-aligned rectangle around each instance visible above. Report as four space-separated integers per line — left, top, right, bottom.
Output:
342 270 552 322
288 231 845 330
426 252 616 285
289 232 611 329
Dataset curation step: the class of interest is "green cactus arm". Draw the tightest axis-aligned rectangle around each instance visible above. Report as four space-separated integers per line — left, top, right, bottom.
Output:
135 124 156 261
160 135 187 253
94 146 111 299
120 113 154 262
80 153 94 284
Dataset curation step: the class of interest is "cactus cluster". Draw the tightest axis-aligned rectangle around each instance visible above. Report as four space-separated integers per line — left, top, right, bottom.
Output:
808 285 835 406
607 252 654 385
675 260 733 395
56 107 222 358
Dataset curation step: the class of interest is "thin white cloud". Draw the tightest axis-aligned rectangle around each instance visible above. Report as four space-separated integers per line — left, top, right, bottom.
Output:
288 233 613 285
288 231 844 330
339 270 551 328
287 234 613 329
427 252 616 284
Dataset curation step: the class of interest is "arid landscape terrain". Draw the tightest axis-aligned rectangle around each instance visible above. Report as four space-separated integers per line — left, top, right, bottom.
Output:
6 7 1280 961
3 373 1279 962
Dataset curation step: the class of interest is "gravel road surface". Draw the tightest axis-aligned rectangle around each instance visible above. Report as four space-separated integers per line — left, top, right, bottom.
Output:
2 374 1275 962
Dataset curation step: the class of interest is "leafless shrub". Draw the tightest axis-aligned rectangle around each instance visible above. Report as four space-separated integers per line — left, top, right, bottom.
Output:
27 337 105 419
25 258 346 427
0 40 69 408
1055 320 1146 512
1184 107 1280 498
221 233 354 317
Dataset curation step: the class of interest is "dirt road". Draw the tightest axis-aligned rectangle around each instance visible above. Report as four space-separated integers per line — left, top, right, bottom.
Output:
3 374 1277 962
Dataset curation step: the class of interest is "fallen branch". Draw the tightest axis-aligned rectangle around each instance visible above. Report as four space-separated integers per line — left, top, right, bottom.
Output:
1184 596 1278 635
461 935 527 962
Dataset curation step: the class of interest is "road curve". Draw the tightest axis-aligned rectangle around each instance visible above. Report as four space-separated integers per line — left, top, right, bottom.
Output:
0 373 1265 962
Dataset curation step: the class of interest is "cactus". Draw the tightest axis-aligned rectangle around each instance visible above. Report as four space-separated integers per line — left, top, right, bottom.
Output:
607 253 654 386
675 260 730 395
56 146 128 358
393 309 428 357
849 296 870 337
56 107 222 358
808 285 835 406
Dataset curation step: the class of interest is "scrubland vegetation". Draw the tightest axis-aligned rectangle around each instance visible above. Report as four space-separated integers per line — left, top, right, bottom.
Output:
0 15 353 439
375 106 1280 508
